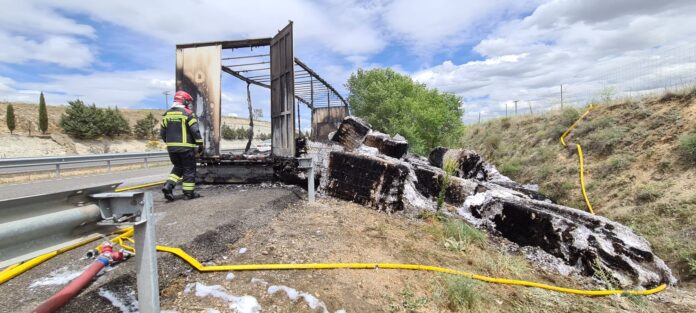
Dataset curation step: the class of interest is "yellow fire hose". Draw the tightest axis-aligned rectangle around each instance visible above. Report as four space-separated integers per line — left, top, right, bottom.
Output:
0 175 668 297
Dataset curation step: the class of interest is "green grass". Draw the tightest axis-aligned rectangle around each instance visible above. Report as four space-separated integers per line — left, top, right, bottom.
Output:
584 126 626 155
499 159 523 177
437 276 481 311
441 219 486 251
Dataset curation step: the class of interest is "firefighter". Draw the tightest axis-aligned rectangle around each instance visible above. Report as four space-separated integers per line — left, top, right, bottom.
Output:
160 90 204 200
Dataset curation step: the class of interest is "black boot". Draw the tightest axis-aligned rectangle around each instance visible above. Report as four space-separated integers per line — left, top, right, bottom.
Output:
183 191 201 200
162 181 175 201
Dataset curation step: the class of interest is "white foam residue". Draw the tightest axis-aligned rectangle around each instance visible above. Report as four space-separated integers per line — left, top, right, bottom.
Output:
226 272 235 281
250 278 267 285
268 284 329 313
194 282 261 313
98 287 138 313
29 266 82 288
335 310 347 313
184 283 195 294
206 309 221 313
239 247 248 254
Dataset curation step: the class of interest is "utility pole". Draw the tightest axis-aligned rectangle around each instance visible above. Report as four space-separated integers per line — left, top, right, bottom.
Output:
514 100 518 115
163 91 171 109
560 84 564 109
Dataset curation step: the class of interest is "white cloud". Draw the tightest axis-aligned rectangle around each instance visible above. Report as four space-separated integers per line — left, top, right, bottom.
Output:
1 71 174 107
413 0 696 123
383 0 542 55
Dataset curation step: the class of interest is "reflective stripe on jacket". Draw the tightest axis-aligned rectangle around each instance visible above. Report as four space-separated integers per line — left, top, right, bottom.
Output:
159 106 203 148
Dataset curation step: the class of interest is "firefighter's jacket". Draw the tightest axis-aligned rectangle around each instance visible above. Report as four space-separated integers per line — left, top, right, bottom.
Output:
160 105 203 149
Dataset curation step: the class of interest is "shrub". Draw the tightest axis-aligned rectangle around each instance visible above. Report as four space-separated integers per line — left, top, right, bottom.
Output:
134 113 158 140
101 107 131 138
687 257 696 277
500 117 511 129
347 68 464 155
560 107 580 126
635 184 662 203
222 124 235 140
584 126 625 155
678 133 696 164
60 100 105 139
6 104 15 134
441 276 480 310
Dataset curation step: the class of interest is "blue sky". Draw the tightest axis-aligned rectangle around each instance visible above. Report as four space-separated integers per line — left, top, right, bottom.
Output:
1 0 695 125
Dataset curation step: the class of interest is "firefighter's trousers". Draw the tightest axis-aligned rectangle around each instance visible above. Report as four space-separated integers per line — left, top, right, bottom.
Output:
166 148 196 192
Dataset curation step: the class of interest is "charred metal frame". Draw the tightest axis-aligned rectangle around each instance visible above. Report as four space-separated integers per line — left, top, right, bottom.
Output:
176 22 348 160
175 22 348 183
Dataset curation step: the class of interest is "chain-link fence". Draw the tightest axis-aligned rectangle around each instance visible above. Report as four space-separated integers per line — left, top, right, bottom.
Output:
466 43 696 124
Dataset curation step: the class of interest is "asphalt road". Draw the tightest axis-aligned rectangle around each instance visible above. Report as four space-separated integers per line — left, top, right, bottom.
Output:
0 166 171 199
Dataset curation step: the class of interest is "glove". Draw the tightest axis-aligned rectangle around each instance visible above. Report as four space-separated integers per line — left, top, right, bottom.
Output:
197 145 204 155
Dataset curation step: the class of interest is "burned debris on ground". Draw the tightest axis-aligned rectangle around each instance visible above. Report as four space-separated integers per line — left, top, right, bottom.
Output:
293 115 676 289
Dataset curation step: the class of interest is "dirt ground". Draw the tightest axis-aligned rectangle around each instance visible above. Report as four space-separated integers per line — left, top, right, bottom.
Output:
2 185 695 312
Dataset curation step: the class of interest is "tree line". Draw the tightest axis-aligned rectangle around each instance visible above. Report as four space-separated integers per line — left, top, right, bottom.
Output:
222 124 270 141
5 94 161 140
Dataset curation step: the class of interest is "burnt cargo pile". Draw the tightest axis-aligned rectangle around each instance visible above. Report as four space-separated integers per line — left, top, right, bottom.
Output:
306 116 675 289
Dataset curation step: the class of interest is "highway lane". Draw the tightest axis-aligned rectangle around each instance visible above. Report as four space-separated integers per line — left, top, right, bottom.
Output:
0 166 170 199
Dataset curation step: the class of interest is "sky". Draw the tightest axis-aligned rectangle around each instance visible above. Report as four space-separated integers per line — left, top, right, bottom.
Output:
1 0 695 125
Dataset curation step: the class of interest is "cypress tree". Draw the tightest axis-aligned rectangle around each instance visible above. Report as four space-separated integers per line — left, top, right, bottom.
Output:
39 92 48 134
6 104 15 134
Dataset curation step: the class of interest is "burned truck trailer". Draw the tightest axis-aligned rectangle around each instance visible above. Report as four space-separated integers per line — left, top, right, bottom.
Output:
175 22 348 183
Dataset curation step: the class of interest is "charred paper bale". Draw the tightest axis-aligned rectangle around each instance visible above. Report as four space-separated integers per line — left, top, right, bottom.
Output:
428 147 488 180
363 132 409 159
458 191 676 288
410 160 480 206
330 116 372 151
325 151 409 212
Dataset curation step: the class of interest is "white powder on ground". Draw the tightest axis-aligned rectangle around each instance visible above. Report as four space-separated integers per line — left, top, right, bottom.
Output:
98 287 138 313
238 247 247 254
193 282 260 313
29 266 82 288
226 272 235 281
267 284 345 313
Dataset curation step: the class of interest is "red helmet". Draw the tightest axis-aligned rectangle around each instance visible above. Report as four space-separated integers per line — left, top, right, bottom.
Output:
174 91 193 107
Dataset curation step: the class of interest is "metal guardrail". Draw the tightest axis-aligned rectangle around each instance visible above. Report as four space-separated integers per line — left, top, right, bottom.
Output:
0 149 243 176
0 152 169 177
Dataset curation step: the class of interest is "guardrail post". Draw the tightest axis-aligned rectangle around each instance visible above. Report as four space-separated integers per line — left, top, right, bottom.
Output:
144 157 149 168
134 192 159 313
55 164 61 178
297 157 315 203
107 160 112 172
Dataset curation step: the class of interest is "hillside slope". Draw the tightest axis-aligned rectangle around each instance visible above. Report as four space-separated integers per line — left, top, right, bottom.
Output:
462 88 696 283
